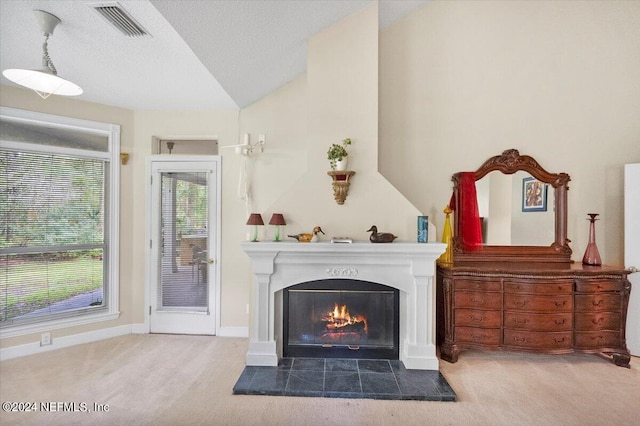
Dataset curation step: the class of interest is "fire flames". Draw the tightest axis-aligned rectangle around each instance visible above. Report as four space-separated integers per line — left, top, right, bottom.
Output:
322 303 368 335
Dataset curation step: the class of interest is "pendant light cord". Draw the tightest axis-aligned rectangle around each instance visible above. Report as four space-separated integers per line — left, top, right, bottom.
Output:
41 33 58 75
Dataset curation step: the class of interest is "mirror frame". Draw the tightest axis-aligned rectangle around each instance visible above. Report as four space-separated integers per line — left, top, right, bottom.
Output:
452 149 572 263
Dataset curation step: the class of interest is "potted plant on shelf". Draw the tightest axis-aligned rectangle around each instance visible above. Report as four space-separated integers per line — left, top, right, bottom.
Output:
327 138 352 171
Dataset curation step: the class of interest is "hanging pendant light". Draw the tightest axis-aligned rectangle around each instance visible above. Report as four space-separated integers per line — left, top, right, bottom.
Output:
2 10 82 99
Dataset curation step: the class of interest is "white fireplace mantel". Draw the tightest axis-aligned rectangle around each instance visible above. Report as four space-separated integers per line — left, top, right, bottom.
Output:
241 241 446 370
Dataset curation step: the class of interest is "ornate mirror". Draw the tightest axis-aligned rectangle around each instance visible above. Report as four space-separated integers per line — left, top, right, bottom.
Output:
452 149 572 263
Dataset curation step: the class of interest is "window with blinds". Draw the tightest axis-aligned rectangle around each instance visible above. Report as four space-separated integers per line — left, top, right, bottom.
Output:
0 107 120 333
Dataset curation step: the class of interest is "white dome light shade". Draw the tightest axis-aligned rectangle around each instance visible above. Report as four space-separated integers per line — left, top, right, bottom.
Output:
3 68 83 99
2 10 82 99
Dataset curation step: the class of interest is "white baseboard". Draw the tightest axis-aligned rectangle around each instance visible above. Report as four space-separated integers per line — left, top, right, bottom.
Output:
131 322 148 334
0 323 247 361
217 326 249 338
0 323 142 361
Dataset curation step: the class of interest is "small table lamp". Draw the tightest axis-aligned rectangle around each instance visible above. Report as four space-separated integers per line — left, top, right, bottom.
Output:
268 213 286 242
246 213 264 242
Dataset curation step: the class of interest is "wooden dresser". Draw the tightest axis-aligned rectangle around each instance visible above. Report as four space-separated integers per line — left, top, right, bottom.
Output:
436 261 631 367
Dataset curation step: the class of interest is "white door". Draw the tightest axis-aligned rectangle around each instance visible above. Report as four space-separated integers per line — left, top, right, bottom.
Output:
148 156 221 334
625 163 640 355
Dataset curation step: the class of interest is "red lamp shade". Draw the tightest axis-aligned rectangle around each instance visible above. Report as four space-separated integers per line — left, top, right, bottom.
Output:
246 213 264 226
268 213 286 226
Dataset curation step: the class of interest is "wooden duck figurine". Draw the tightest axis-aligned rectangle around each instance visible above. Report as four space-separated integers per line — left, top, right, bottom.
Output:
288 226 325 243
366 225 397 243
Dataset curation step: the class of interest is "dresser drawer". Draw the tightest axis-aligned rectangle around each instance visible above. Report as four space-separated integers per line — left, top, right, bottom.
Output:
455 327 501 345
575 331 621 349
575 294 621 312
504 312 572 331
455 291 502 309
504 294 573 312
455 279 501 292
504 281 572 294
455 309 502 327
575 279 624 293
575 313 621 331
503 330 572 349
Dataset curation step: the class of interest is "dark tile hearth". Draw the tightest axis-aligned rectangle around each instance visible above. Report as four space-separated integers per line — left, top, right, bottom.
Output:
233 358 456 401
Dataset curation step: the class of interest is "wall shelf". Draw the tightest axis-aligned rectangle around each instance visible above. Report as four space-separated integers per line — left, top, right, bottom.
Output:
327 170 356 205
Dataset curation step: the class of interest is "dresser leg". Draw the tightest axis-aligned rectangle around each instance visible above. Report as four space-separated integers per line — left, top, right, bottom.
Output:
440 343 460 363
612 352 631 368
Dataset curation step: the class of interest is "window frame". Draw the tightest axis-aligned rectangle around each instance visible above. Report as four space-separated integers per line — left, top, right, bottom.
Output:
0 106 120 338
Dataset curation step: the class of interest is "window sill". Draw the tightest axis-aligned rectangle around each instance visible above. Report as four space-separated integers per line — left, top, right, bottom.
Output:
0 311 121 339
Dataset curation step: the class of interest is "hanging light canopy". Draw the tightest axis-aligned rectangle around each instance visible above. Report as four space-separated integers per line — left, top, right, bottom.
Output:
2 9 82 99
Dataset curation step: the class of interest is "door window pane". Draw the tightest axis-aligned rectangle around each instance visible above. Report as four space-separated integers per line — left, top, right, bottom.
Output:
158 172 209 309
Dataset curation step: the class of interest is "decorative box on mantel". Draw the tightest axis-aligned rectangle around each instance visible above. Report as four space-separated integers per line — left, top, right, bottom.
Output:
241 241 446 370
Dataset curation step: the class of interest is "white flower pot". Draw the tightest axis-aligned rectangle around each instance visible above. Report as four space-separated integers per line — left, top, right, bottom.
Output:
334 157 348 171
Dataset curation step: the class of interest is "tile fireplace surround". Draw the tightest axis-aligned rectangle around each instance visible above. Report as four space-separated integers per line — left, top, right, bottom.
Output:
241 241 446 370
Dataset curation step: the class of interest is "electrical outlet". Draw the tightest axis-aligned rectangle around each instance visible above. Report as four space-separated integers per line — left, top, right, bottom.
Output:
246 304 250 314
40 332 52 346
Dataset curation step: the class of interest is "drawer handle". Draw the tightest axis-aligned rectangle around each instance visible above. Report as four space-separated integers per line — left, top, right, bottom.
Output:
471 334 488 341
515 319 529 325
471 297 485 304
555 319 566 325
592 317 604 325
514 300 528 307
555 301 566 307
513 337 527 343
597 285 603 290
554 337 567 343
592 335 604 341
470 315 485 322
592 300 603 306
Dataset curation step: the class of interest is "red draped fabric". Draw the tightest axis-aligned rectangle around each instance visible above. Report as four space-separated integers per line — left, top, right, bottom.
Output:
449 172 483 251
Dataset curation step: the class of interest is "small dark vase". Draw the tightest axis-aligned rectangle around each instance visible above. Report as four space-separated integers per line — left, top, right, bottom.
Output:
582 213 602 266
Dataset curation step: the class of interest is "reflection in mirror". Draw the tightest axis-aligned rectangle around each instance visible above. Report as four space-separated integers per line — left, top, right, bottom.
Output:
476 171 554 246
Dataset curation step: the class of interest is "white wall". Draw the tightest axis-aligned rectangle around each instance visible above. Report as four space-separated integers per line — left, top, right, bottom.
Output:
240 3 424 245
379 0 640 266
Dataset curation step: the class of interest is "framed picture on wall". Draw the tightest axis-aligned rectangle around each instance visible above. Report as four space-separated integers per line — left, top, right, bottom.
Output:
522 177 547 212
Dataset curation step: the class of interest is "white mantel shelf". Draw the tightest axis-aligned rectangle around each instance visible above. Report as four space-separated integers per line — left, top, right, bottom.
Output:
242 240 444 254
241 241 446 370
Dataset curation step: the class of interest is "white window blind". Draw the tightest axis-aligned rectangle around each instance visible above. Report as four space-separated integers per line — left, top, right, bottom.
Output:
0 151 106 324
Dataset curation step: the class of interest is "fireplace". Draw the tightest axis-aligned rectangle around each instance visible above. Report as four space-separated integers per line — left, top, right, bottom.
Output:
283 279 399 359
241 241 445 370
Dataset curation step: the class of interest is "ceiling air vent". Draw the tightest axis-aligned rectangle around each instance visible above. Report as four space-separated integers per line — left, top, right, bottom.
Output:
93 3 150 38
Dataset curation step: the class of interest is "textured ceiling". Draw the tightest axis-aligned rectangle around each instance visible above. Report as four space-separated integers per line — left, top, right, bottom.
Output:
0 0 429 111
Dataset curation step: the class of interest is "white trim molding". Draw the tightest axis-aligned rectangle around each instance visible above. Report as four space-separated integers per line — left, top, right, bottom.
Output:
217 326 249 338
0 323 249 361
0 323 142 361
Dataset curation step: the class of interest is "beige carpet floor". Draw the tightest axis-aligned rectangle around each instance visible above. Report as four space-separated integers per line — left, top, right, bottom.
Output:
1 334 639 426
